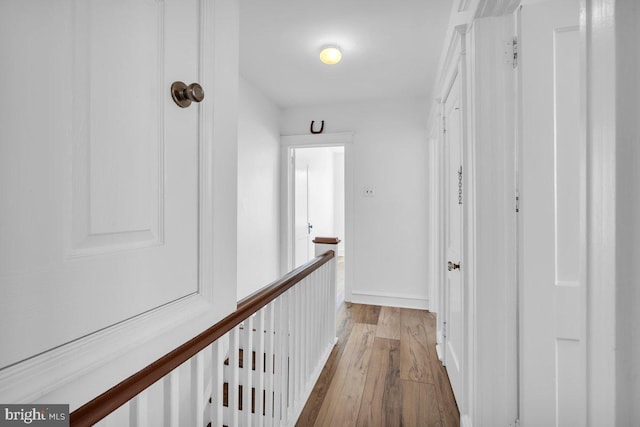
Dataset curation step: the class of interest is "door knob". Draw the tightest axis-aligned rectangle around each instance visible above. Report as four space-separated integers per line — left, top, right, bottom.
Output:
448 261 460 271
171 81 204 108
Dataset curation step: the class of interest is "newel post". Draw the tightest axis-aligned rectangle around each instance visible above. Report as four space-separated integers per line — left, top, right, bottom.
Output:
313 237 340 340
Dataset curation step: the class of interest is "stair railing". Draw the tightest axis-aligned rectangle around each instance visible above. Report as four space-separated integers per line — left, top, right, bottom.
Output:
70 250 337 427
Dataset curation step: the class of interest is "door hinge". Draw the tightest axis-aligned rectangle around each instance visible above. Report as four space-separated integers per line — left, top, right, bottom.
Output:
442 321 447 340
515 190 520 213
512 36 519 68
442 115 446 133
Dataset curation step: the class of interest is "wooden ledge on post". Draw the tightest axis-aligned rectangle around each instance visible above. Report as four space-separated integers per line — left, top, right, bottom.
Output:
312 236 341 256
313 237 340 339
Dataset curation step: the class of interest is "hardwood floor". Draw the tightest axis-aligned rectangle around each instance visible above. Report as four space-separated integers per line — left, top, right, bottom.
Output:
296 303 459 427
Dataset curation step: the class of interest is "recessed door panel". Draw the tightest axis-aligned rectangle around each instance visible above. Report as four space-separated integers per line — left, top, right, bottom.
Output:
72 0 165 253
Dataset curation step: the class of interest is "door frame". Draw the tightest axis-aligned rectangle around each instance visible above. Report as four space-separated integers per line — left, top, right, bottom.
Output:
436 24 476 423
280 132 354 300
432 16 519 425
428 0 619 423
442 61 466 409
582 0 617 423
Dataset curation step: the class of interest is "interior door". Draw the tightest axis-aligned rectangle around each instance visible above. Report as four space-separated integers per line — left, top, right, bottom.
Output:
444 71 464 406
519 0 585 424
0 0 202 369
293 152 311 267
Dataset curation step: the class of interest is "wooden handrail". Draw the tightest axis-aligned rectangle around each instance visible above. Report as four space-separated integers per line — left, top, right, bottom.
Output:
70 250 335 426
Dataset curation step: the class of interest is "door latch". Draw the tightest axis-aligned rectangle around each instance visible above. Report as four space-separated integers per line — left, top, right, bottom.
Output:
448 261 460 271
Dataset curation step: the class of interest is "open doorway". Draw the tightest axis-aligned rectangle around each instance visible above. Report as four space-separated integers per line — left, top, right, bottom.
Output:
292 146 345 303
282 142 344 304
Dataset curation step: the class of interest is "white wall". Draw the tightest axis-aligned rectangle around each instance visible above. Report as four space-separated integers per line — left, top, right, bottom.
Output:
281 99 430 308
237 76 281 300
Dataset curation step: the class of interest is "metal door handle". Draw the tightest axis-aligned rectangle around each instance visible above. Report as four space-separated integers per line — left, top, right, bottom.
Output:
171 81 204 108
448 261 460 271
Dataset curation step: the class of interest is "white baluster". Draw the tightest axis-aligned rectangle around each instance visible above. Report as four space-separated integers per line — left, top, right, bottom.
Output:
323 264 328 348
324 263 330 348
129 392 148 427
330 259 337 341
311 274 317 381
278 290 292 425
290 285 299 411
191 352 205 427
272 297 282 426
211 339 224 427
302 278 308 392
243 315 254 426
308 270 312 378
229 327 240 427
312 268 322 372
255 309 265 427
264 303 275 427
163 370 179 427
286 284 302 419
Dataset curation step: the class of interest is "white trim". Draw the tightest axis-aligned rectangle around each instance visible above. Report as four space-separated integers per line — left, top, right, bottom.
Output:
280 132 355 303
436 343 444 362
437 23 472 420
584 0 617 424
281 132 354 145
458 0 474 12
467 14 519 426
288 338 337 426
475 0 521 17
460 414 474 427
350 290 429 310
0 296 211 405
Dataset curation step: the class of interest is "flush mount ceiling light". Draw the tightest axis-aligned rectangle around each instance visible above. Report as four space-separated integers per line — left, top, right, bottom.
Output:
319 46 342 65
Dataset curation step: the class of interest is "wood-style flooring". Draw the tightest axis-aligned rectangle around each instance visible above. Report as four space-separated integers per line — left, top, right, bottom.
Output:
296 303 459 427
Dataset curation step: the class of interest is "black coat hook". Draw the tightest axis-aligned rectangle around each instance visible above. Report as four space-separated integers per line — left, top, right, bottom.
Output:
310 120 324 134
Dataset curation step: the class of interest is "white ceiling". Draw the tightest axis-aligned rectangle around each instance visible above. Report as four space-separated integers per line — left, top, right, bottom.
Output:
239 0 453 109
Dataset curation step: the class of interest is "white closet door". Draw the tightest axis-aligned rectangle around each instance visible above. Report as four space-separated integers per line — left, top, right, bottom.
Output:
0 0 203 368
519 0 585 424
444 70 464 408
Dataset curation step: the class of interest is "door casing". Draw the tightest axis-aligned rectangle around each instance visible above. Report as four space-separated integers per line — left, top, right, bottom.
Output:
281 132 353 299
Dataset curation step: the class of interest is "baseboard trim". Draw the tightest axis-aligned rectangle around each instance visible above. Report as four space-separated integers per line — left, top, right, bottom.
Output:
349 290 429 310
289 337 337 426
435 343 444 362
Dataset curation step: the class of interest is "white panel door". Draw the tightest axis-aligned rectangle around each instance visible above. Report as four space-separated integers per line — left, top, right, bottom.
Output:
444 71 464 407
0 0 202 368
294 153 310 267
519 0 585 425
